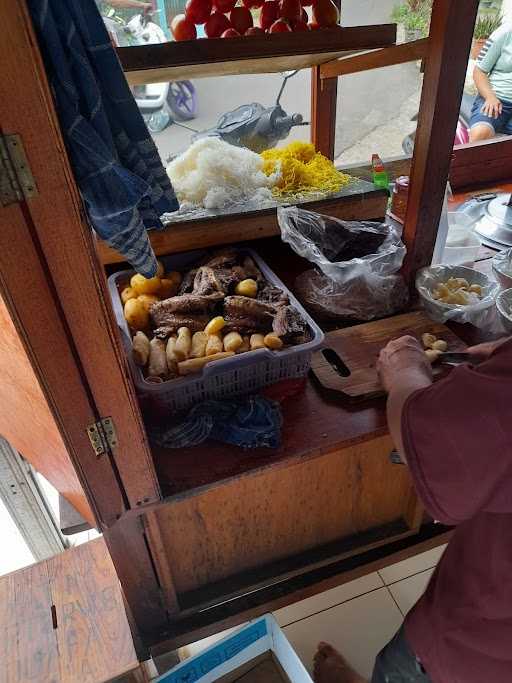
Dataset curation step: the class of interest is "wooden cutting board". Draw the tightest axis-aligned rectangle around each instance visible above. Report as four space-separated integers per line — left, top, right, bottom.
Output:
311 311 466 401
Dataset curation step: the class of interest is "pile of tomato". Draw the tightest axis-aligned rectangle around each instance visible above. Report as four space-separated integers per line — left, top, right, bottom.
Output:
171 0 340 40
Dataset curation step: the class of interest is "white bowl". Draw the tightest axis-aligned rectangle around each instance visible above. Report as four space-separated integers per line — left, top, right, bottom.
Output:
416 264 499 325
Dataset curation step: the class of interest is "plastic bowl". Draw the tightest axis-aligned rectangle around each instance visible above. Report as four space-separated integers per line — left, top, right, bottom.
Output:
492 250 512 290
416 264 499 324
496 288 512 333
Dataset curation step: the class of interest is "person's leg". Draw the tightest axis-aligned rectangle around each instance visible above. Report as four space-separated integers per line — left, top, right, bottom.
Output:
468 93 507 142
469 123 496 142
314 643 367 683
313 627 431 683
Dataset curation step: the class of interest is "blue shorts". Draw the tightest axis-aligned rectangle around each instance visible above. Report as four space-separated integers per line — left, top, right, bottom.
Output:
470 94 512 134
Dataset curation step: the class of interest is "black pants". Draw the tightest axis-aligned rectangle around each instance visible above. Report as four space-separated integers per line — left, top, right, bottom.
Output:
371 626 432 683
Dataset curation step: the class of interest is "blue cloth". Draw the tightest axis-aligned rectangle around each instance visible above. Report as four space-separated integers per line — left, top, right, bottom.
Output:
151 397 283 449
469 94 512 135
27 0 179 277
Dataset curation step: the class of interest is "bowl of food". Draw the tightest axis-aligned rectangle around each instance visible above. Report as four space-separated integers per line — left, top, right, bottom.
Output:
492 249 512 290
416 264 499 325
496 288 512 333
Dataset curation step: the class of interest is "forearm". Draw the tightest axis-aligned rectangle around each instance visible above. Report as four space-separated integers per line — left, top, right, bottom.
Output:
473 66 496 100
387 371 432 464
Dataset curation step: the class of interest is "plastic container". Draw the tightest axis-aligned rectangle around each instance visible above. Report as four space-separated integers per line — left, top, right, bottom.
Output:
390 176 409 223
416 264 499 326
108 248 324 413
492 249 512 289
496 288 512 333
441 212 481 266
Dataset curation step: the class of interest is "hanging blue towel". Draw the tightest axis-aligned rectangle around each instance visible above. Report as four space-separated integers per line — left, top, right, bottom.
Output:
151 397 283 449
27 0 179 277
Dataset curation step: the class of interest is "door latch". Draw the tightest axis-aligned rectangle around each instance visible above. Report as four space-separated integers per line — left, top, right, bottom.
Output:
87 417 118 457
0 134 38 206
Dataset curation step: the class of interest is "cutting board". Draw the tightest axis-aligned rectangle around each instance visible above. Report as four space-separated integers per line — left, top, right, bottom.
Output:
311 311 466 401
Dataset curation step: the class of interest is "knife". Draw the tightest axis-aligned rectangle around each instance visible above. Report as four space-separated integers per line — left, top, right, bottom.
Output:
438 352 475 366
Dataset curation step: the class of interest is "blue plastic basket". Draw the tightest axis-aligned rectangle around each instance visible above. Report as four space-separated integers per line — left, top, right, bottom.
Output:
108 248 324 412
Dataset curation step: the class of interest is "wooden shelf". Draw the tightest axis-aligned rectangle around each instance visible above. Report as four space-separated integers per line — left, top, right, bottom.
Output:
97 180 388 264
119 24 397 84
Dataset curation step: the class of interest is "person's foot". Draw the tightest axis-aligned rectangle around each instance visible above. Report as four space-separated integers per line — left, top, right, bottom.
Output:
313 642 367 683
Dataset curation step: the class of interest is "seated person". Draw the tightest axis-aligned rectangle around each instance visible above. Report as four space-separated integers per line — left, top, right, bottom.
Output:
470 24 512 142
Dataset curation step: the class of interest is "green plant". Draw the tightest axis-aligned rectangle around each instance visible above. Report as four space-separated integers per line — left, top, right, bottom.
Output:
473 13 503 39
391 0 432 34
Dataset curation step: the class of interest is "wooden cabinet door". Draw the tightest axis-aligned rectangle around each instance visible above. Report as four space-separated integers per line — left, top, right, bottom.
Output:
0 0 160 527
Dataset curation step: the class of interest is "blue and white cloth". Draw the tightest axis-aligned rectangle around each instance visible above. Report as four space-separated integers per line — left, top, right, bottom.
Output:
27 0 179 276
150 396 283 449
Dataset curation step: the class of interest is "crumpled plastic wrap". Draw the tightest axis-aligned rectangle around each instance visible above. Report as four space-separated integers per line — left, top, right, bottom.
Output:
295 270 409 322
277 206 408 321
416 264 500 328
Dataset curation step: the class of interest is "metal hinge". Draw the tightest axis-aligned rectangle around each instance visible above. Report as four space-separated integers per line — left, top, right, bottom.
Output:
0 134 38 206
87 417 118 456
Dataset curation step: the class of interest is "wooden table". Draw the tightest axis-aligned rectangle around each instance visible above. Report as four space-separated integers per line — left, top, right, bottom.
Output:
0 538 141 683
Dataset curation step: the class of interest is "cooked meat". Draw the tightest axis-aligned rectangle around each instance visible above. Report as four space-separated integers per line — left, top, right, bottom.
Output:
203 248 240 270
258 284 289 306
243 256 263 281
193 267 224 295
153 315 209 337
193 265 244 296
224 296 276 323
273 305 307 340
151 294 223 323
178 268 198 294
224 316 271 335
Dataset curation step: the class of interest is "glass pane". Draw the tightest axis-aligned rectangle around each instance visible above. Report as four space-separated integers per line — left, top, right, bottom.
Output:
146 70 311 163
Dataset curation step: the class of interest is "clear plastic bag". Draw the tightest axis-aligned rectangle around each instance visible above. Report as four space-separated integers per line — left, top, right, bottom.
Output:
277 206 408 321
295 270 409 322
416 265 500 328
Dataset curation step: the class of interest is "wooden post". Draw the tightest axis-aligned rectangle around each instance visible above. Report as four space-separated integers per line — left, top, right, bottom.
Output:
311 68 338 160
310 0 342 160
402 0 480 281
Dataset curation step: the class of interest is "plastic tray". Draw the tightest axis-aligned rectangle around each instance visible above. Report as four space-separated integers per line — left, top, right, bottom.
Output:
108 248 324 412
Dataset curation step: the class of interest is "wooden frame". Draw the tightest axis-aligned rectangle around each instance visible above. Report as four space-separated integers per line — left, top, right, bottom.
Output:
119 25 397 83
0 0 487 658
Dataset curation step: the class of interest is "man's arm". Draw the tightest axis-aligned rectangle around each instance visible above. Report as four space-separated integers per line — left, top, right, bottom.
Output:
473 66 502 118
377 336 433 464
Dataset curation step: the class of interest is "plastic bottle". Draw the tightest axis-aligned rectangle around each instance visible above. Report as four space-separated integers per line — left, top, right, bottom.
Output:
371 154 390 192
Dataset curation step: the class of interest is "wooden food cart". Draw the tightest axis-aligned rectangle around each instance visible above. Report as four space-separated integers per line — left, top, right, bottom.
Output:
0 0 485 665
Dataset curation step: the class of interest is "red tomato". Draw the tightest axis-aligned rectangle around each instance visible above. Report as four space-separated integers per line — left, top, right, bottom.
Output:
279 0 301 23
243 0 265 7
246 26 265 35
212 0 237 12
221 27 241 36
312 0 339 27
260 1 279 29
269 18 292 31
205 11 231 36
230 6 253 34
307 20 320 30
292 19 309 30
171 14 197 40
185 0 212 24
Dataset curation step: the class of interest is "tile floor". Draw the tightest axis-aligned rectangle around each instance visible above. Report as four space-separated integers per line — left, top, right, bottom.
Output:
183 544 446 680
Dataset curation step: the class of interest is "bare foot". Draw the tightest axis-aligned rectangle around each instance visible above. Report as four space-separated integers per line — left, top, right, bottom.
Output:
313 642 367 683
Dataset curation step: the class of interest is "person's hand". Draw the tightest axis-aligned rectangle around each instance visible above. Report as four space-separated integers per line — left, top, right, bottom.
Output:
465 337 510 363
377 335 433 395
481 95 503 119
